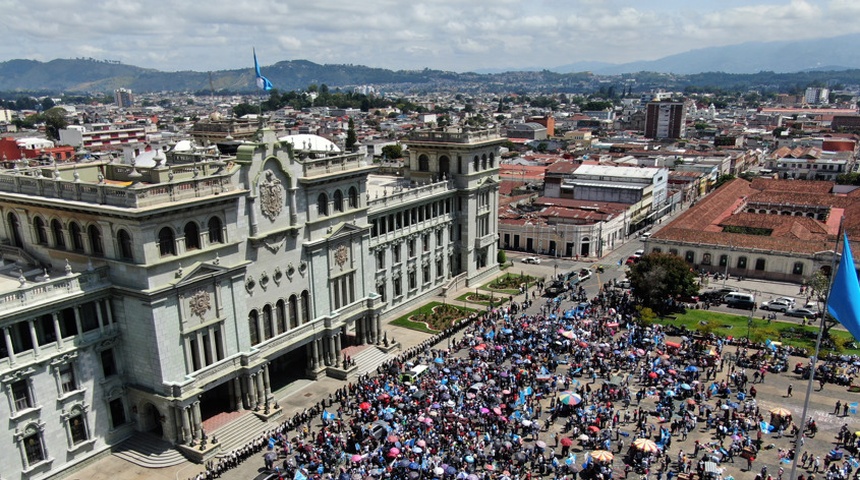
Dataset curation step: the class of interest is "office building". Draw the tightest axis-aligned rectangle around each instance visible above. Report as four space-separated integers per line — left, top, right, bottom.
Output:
645 102 686 140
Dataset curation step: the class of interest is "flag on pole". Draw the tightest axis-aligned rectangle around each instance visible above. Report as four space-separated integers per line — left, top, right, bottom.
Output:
253 48 273 92
827 233 860 341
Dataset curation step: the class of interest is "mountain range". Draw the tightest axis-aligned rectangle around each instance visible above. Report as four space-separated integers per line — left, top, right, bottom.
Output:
3 33 860 94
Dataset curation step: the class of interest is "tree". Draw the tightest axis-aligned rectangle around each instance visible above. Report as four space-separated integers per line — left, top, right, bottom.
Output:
346 118 357 150
713 174 737 189
805 270 839 338
497 250 507 265
381 144 402 159
40 97 55 111
233 103 257 118
627 253 699 314
42 107 68 141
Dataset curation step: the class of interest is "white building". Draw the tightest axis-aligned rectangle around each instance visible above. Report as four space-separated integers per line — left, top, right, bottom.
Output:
0 126 502 479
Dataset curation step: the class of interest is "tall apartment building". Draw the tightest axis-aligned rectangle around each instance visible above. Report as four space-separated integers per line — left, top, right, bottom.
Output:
0 126 500 479
644 101 686 140
804 87 829 105
114 89 134 108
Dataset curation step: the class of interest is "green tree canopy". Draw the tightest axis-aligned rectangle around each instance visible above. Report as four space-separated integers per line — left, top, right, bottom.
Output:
381 144 402 159
346 117 357 150
713 174 737 189
627 252 699 314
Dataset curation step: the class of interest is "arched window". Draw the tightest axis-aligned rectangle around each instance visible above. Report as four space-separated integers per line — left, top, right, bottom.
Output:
158 227 175 256
418 154 430 172
117 229 133 260
276 299 287 334
184 222 200 251
21 424 46 467
793 262 804 275
262 304 273 340
88 225 104 256
754 258 766 271
301 290 310 324
248 310 259 345
719 254 728 267
207 217 223 244
489 152 495 168
333 189 344 213
7 212 23 247
288 295 298 329
348 187 358 209
684 251 695 263
669 248 678 256
701 253 712 265
70 222 84 251
68 406 89 445
737 256 747 269
473 156 480 172
34 217 48 245
317 192 329 216
51 219 65 249
481 154 487 170
439 156 450 176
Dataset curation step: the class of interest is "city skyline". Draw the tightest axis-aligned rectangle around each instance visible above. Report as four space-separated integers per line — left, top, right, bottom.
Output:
2 0 859 73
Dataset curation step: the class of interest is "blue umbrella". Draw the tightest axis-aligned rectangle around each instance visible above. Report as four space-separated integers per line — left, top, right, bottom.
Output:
685 365 698 372
465 455 475 463
435 357 444 364
680 383 692 390
409 462 420 470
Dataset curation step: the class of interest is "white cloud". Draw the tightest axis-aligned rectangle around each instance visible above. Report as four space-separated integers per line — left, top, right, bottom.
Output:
1 0 860 73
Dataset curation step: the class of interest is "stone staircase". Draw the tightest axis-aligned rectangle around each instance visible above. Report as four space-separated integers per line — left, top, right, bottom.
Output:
351 345 393 377
112 432 186 468
212 411 268 457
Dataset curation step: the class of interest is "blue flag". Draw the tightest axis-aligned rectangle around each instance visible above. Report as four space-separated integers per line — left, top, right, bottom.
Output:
828 233 860 341
253 48 273 92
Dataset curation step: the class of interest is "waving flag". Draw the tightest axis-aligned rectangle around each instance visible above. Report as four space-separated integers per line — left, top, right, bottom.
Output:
827 233 860 341
253 48 273 92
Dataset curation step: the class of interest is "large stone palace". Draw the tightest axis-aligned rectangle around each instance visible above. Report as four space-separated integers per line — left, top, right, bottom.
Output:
0 125 502 479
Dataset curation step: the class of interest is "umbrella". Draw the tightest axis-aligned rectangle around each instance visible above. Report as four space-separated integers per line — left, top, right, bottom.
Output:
632 438 659 453
522 419 533 427
648 372 658 379
535 440 547 448
465 455 475 464
435 357 444 364
561 437 574 447
561 330 576 339
413 446 423 454
351 454 364 463
409 462 420 470
433 467 445 476
387 447 401 458
685 365 698 372
264 452 277 463
387 435 400 443
590 450 614 463
770 407 792 417
680 383 692 390
665 390 676 397
687 398 697 405
558 391 582 405
416 439 427 447
587 425 600 433
484 464 495 471
359 402 372 411
577 434 590 441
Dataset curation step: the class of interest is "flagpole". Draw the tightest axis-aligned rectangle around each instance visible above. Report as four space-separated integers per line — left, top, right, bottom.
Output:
787 217 843 480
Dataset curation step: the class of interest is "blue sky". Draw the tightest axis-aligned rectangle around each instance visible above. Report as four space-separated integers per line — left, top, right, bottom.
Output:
1 0 857 72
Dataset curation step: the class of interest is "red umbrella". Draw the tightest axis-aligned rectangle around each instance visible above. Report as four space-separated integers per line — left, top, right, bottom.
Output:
561 437 574 447
587 425 600 433
359 401 372 411
648 372 658 379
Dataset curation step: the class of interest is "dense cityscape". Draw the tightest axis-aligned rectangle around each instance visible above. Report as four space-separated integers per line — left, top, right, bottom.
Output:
2 32 860 480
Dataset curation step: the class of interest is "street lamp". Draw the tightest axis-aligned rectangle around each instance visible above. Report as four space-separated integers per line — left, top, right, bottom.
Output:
746 291 757 341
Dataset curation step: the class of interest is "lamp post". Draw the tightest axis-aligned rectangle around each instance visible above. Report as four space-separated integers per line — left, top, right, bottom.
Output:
746 291 757 341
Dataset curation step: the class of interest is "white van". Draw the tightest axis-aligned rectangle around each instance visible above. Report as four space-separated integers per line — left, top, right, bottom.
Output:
725 292 755 310
400 365 429 383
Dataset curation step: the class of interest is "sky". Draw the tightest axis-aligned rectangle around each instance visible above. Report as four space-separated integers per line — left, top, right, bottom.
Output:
2 0 860 73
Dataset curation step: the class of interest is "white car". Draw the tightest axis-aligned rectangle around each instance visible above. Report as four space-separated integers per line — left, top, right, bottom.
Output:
521 256 541 264
760 299 792 312
640 232 651 240
634 249 644 256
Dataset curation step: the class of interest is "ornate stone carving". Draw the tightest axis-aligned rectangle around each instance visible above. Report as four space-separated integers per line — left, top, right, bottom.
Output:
259 170 284 221
334 245 349 269
273 267 282 285
189 290 211 320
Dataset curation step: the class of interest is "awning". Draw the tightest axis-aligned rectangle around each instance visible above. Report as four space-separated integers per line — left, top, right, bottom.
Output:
703 462 720 474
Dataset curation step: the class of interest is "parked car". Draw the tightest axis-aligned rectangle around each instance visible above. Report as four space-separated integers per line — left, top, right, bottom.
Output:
785 307 821 318
634 249 645 256
625 255 640 265
640 232 651 240
521 256 541 264
761 299 793 312
616 278 631 289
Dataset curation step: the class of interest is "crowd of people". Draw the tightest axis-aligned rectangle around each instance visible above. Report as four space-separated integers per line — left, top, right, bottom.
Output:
184 284 860 480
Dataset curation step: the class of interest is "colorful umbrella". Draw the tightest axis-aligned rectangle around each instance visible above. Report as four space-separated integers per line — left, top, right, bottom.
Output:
560 437 574 447
632 438 659 453
770 407 792 417
590 450 614 463
558 391 582 405
359 402 372 411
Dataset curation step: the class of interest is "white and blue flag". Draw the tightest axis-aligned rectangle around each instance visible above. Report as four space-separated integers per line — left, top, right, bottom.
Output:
253 48 273 91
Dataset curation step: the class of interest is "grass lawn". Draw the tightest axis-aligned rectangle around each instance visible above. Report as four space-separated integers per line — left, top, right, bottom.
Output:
481 272 540 295
659 309 860 356
390 301 477 333
455 291 510 306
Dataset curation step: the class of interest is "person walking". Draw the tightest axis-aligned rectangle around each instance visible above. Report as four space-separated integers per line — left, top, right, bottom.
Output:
787 384 793 397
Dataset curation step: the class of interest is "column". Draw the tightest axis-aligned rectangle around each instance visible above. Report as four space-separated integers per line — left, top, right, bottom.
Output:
195 331 206 369
184 337 195 373
3 327 15 364
248 197 259 236
73 306 83 336
52 313 64 349
316 338 324 367
334 333 342 367
327 335 336 366
233 377 244 411
27 320 40 357
255 371 265 406
173 406 184 443
262 364 272 404
375 315 382 345
288 187 298 225
247 374 258 409
203 327 215 366
311 340 319 369
95 299 105 333
104 298 114 325
192 401 202 439
181 406 191 444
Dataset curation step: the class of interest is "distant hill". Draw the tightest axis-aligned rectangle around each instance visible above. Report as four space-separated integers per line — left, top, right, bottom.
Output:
575 33 860 75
